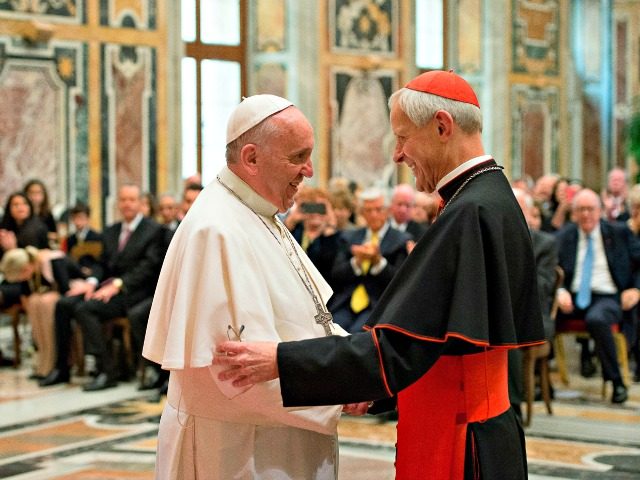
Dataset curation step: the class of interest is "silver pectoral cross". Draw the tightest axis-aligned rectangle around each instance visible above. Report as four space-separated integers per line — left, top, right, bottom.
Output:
314 302 334 336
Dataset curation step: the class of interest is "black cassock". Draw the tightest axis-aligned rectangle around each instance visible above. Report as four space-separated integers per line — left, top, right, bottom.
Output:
278 159 544 479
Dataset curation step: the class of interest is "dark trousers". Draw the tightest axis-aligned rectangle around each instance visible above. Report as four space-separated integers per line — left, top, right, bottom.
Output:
53 294 84 373
54 293 128 376
76 294 128 375
559 294 622 382
127 296 153 367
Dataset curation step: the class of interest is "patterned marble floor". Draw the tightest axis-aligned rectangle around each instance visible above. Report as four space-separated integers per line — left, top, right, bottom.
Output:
0 337 638 478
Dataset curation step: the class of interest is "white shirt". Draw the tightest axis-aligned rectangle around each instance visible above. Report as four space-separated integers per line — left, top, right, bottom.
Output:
571 225 617 295
143 166 343 480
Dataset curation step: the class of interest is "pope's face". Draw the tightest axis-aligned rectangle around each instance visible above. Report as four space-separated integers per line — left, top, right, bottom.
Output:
257 108 314 212
390 103 442 193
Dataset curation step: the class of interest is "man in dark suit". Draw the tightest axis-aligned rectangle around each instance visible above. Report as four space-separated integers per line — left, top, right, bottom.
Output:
555 188 640 404
40 184 164 391
329 189 410 333
388 183 427 242
509 188 559 417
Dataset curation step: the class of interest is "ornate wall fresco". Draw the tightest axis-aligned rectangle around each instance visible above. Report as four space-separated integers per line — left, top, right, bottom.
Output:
0 39 88 210
321 0 401 186
510 84 560 181
512 0 560 76
457 0 482 74
0 0 85 23
100 0 156 29
256 0 285 52
0 1 168 226
101 43 156 224
330 66 397 188
329 0 397 56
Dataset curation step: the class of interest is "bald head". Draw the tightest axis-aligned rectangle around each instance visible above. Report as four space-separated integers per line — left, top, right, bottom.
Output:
572 188 601 234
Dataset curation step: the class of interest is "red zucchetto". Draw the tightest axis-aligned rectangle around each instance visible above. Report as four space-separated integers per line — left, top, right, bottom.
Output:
405 70 480 108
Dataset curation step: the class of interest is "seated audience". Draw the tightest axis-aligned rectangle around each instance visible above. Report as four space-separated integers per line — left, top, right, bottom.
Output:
141 191 158 219
0 192 49 257
157 193 180 231
388 183 427 242
602 167 630 222
330 189 357 231
509 188 559 417
0 246 85 378
413 191 439 226
39 184 164 391
66 203 102 277
0 192 50 364
179 182 204 220
555 189 640 403
23 179 58 247
328 189 410 333
290 187 340 283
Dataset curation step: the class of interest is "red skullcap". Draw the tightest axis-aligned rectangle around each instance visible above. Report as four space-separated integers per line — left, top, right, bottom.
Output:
405 70 480 108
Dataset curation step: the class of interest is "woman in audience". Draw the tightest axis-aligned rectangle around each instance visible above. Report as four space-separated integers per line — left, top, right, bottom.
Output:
290 187 341 284
0 192 49 258
141 191 158 219
330 190 357 231
23 179 57 246
0 246 84 379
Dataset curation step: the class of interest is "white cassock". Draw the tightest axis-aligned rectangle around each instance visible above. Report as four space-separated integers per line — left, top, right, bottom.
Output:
143 166 345 480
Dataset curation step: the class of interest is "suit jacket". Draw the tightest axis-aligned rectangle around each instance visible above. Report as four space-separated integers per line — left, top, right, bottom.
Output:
291 223 340 286
555 220 640 294
94 217 164 307
405 220 428 242
328 225 410 311
530 229 559 340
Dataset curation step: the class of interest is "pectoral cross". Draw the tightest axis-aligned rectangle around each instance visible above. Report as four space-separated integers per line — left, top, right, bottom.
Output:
314 302 334 336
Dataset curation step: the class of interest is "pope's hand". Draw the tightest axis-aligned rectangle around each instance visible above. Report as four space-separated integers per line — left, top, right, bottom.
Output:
214 341 279 387
342 402 370 416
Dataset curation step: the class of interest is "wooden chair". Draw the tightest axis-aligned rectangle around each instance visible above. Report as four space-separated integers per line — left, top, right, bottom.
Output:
106 316 134 378
0 304 26 367
522 265 564 427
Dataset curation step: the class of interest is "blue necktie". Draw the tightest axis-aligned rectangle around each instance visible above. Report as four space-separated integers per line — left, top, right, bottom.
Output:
576 234 593 309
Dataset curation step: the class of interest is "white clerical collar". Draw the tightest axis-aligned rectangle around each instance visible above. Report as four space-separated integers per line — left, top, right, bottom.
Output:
218 166 279 217
436 155 493 192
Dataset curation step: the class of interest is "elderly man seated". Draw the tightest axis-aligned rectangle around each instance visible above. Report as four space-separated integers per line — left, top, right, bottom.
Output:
555 188 640 404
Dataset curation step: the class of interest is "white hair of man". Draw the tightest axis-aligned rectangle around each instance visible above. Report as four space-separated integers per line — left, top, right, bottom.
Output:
512 187 534 209
388 88 483 134
358 187 388 207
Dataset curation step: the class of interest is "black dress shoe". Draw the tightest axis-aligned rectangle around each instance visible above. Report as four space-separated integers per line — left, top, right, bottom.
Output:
580 358 596 378
83 372 117 392
138 367 162 391
611 384 628 404
39 369 70 387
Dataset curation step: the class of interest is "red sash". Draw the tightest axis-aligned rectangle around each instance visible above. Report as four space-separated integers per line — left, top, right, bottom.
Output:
395 349 510 479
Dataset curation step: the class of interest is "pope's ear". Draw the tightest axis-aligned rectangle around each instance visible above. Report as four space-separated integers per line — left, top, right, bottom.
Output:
239 143 259 174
